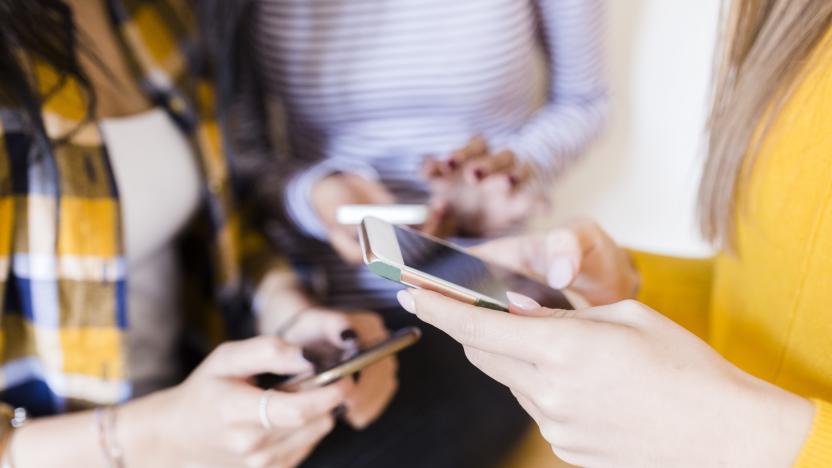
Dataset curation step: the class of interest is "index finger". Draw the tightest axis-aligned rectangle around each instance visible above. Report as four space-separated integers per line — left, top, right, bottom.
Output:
399 289 553 362
253 379 352 429
447 136 488 167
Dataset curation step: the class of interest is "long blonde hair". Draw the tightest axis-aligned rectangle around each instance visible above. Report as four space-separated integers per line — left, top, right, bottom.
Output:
699 0 832 247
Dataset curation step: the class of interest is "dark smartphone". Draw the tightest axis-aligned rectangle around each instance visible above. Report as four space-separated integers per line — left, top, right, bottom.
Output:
257 327 421 392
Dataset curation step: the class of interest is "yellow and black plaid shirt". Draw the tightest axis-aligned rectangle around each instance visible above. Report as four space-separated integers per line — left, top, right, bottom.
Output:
0 0 284 415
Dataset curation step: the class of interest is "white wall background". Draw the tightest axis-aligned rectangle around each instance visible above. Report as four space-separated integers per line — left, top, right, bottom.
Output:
540 0 721 257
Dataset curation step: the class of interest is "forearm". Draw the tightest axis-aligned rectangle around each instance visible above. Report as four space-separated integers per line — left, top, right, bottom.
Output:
255 268 316 336
12 392 159 467
508 0 608 179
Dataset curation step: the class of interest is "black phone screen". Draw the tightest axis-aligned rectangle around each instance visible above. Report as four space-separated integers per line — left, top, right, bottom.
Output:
393 226 573 310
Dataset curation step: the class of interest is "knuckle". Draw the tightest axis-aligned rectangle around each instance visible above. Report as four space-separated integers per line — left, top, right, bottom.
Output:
266 338 291 356
554 449 586 468
211 342 234 362
280 405 308 427
618 299 649 321
228 431 260 456
218 399 241 427
459 318 483 343
463 347 487 367
541 327 579 364
534 393 563 417
537 421 563 445
318 416 336 435
243 453 269 468
297 406 319 425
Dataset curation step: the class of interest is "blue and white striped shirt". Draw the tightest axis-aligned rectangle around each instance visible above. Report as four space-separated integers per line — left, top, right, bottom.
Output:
241 0 608 308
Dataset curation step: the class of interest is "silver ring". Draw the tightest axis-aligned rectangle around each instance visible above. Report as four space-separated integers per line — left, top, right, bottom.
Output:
259 389 275 430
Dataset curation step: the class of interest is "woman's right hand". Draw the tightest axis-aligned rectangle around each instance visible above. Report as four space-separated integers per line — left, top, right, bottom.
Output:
138 336 351 467
470 218 639 306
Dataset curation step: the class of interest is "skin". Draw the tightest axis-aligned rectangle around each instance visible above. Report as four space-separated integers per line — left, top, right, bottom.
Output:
255 270 398 430
12 282 392 467
396 221 816 467
65 0 150 118
467 218 640 306
311 173 455 263
14 336 352 468
8 1 397 466
311 135 546 261
422 136 549 236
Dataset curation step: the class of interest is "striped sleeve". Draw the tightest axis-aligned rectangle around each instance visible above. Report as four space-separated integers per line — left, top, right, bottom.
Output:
230 52 379 241
282 158 379 241
505 0 609 180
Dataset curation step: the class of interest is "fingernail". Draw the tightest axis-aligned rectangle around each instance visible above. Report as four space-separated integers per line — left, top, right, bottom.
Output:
547 258 575 289
508 175 519 188
447 159 458 170
474 169 485 180
301 349 317 364
397 290 416 314
506 291 541 311
332 404 348 419
340 329 358 343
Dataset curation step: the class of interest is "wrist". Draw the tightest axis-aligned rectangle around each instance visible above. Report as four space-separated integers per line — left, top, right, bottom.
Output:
729 375 814 467
118 391 171 467
254 271 316 336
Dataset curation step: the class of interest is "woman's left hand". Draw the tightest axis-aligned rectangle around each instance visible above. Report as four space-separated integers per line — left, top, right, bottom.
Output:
423 136 547 236
397 290 815 467
281 309 398 430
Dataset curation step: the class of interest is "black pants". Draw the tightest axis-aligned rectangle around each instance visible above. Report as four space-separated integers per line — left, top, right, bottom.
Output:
301 308 531 468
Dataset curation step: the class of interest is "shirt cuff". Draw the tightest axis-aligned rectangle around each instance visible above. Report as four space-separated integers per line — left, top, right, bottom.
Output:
284 159 380 241
795 399 832 467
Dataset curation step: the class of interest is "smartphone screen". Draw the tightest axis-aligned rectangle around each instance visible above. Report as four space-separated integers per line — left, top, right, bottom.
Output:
276 327 421 392
392 226 574 310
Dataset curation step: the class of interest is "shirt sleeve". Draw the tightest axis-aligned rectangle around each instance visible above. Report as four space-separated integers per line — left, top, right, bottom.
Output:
795 399 832 467
283 157 379 241
629 250 715 339
229 51 378 242
505 0 609 180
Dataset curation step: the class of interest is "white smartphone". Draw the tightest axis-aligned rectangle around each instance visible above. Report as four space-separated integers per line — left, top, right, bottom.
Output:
359 217 575 311
336 204 429 226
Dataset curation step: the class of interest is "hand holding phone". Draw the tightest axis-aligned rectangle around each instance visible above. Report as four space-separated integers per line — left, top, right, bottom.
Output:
359 217 576 311
277 327 421 392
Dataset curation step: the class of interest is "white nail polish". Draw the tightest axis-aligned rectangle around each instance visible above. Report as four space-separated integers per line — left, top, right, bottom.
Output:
547 259 575 289
397 290 416 314
506 291 541 311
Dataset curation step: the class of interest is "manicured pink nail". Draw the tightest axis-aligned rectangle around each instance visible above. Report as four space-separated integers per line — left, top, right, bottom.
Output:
506 291 541 311
397 290 416 313
547 259 575 289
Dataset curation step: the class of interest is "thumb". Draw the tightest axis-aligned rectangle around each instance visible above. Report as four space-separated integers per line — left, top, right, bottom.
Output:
202 336 313 378
330 228 364 264
539 228 584 289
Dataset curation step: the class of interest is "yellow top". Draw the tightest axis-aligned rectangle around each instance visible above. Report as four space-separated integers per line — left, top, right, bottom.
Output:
631 29 832 467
